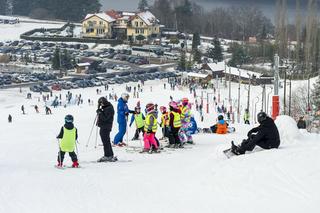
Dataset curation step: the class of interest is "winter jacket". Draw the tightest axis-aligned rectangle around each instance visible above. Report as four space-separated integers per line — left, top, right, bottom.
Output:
130 112 145 128
117 98 129 124
97 101 114 130
216 120 228 134
247 117 280 148
187 117 198 134
169 108 182 128
57 123 78 140
297 119 306 129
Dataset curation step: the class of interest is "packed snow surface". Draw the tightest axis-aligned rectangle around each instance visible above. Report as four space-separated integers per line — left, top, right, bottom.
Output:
0 80 320 213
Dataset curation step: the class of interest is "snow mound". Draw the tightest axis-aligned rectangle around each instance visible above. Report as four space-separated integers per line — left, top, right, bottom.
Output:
275 115 301 144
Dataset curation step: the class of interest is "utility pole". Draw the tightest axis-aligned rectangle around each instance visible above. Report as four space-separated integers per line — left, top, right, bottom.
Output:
283 68 287 114
289 74 292 116
272 54 280 119
237 65 241 123
247 74 251 111
228 66 231 104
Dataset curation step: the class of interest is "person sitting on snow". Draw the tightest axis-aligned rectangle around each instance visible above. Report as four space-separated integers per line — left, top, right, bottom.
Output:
210 115 229 134
231 112 280 155
129 106 145 140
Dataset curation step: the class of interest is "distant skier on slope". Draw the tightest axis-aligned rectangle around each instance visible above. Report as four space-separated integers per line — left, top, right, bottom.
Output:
230 112 280 155
56 115 79 168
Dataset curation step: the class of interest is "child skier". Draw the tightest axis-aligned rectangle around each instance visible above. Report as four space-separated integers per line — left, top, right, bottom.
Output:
56 114 79 168
141 103 159 153
160 106 169 140
167 101 182 148
129 106 145 140
179 98 193 144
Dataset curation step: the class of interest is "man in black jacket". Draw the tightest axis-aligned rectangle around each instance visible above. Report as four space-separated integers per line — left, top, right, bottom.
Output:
96 97 117 162
232 112 280 155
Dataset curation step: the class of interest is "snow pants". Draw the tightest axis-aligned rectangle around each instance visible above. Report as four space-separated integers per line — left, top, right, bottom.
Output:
100 128 114 157
133 127 144 140
168 127 181 145
179 122 193 143
114 121 126 145
143 132 158 150
239 138 277 154
57 150 77 163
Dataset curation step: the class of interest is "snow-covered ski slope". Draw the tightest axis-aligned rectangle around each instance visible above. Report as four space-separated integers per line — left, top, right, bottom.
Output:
0 79 319 213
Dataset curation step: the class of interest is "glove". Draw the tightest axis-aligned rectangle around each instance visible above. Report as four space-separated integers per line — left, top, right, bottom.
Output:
96 109 102 114
125 112 129 116
147 129 152 134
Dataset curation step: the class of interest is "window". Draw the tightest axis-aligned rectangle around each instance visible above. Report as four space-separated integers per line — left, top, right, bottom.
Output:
140 22 143 27
99 21 103 25
88 21 93 26
135 22 139 27
140 29 144 34
135 29 139 34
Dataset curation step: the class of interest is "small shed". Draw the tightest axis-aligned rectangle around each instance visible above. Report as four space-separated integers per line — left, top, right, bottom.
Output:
202 61 225 78
75 62 90 74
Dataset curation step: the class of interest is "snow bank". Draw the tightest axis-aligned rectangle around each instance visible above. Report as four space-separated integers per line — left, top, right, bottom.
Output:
275 115 301 145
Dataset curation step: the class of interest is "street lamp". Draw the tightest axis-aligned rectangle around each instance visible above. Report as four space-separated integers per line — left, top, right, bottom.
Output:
237 65 241 123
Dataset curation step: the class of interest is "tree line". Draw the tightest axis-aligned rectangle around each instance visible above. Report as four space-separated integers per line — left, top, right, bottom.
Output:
149 0 273 41
0 0 101 21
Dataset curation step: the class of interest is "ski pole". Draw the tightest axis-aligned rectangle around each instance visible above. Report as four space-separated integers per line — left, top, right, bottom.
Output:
94 126 98 149
57 139 62 166
126 116 129 147
86 115 98 147
75 140 80 160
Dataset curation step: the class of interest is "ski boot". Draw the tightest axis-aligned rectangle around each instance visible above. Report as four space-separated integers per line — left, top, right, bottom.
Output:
139 148 150 153
186 140 194 145
98 156 118 162
56 161 63 168
72 161 79 168
231 141 241 155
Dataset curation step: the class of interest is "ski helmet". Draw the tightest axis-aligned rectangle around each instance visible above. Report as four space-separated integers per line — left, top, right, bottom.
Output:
135 106 141 111
169 101 178 109
121 93 130 101
146 103 155 113
65 114 74 123
257 112 267 124
98 96 108 106
160 106 167 113
181 98 189 106
218 115 224 121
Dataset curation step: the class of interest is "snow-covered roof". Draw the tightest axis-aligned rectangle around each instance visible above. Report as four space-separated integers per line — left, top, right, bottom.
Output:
227 66 263 78
76 62 90 67
206 62 225 72
187 72 209 79
137 11 158 26
84 13 115 23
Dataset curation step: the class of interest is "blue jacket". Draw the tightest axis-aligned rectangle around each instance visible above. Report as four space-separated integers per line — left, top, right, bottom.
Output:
187 117 198 134
117 98 129 124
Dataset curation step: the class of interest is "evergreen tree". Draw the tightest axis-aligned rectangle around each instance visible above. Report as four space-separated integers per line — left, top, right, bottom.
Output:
228 43 248 67
213 38 223 62
52 48 60 70
206 47 215 59
193 48 202 63
312 77 320 111
138 0 148 11
179 50 186 71
192 32 200 50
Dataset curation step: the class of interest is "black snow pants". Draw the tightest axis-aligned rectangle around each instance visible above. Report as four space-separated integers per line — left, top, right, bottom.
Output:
57 151 78 163
168 127 181 145
100 128 114 157
133 127 144 140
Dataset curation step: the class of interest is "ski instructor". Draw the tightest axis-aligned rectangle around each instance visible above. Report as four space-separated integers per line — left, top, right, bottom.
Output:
231 112 280 155
113 93 134 146
96 97 117 162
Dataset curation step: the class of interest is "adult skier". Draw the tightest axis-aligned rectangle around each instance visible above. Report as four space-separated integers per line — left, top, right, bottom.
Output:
96 97 117 162
113 93 134 146
56 115 79 168
231 112 280 155
129 106 145 140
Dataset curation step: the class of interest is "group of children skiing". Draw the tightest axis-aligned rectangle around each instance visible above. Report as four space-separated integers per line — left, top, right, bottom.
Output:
55 91 281 167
